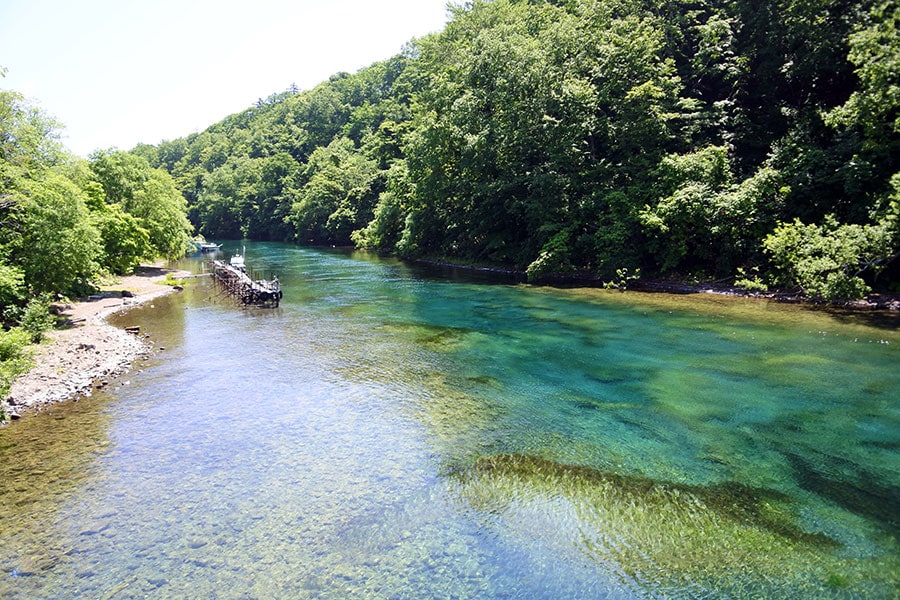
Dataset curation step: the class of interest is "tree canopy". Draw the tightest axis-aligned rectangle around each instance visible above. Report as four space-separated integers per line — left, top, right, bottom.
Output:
132 0 899 300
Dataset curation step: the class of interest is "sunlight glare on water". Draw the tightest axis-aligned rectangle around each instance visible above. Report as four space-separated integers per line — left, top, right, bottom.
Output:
0 242 897 598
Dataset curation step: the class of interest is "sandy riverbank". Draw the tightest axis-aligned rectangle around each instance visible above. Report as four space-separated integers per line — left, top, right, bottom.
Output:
1 266 191 422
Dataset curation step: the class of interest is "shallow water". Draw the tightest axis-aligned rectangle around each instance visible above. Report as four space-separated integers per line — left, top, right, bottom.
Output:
1 242 897 598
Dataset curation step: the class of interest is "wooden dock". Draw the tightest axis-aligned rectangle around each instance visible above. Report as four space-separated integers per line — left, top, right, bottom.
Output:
209 259 282 307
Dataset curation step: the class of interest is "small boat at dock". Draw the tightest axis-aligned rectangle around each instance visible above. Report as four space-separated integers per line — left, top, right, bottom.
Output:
192 241 223 253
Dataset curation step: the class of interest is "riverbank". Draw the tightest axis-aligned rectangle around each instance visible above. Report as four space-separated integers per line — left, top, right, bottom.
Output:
409 257 900 311
0 266 190 423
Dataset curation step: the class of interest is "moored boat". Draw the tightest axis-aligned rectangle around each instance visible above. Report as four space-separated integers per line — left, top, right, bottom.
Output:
191 240 223 253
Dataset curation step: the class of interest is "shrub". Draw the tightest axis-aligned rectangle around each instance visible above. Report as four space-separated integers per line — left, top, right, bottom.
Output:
763 216 895 301
0 327 32 399
19 295 56 342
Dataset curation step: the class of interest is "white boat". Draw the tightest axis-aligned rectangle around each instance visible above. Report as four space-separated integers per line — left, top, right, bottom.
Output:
192 241 222 253
230 246 246 271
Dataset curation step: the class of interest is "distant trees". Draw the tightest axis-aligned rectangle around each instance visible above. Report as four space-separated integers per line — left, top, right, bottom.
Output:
136 0 898 301
288 137 380 244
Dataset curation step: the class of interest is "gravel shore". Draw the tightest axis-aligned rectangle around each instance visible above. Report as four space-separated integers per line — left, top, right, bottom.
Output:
1 266 189 422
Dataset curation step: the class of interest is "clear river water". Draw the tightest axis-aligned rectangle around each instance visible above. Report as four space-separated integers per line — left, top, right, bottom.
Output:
1 242 898 599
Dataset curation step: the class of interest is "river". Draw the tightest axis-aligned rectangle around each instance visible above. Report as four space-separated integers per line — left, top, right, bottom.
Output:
1 242 897 598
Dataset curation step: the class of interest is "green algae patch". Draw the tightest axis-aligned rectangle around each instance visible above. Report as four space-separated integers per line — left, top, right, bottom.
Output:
374 322 479 352
447 454 898 598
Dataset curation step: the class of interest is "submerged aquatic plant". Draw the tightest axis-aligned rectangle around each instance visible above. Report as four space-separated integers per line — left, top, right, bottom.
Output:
445 454 897 598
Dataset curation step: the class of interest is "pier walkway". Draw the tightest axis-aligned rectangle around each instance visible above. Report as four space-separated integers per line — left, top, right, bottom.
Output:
209 259 281 307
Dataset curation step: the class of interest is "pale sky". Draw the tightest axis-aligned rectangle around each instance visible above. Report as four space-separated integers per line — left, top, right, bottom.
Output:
0 0 451 157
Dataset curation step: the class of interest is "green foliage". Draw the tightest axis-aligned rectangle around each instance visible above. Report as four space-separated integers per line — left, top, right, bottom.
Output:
826 1 900 140
14 169 101 295
288 137 379 244
604 267 642 291
19 294 56 342
0 327 31 400
162 272 186 286
763 216 896 301
196 152 299 240
641 147 788 274
90 151 193 258
0 90 64 170
90 203 152 273
526 228 577 282
0 262 25 317
89 150 151 204
734 267 769 293
352 161 413 252
126 169 193 258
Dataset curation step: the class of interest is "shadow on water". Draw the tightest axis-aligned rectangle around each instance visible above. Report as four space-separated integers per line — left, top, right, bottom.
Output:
813 305 900 331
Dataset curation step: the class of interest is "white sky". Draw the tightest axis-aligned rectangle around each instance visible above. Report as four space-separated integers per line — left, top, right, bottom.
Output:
0 0 451 157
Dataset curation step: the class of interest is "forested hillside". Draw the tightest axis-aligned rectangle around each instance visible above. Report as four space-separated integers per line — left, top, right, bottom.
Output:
134 0 899 300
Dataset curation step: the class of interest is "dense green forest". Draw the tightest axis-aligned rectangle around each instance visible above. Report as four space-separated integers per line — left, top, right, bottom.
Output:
133 0 899 300
0 82 193 400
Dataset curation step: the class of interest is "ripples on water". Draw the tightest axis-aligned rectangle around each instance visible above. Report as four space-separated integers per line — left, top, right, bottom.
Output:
0 243 897 598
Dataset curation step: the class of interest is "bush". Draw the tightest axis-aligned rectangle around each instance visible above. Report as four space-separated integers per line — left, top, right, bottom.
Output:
763 215 895 301
19 295 56 342
0 263 25 312
0 327 32 399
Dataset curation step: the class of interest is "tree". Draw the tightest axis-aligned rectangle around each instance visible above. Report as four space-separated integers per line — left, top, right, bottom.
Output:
640 146 787 274
0 261 24 316
352 160 414 253
0 90 65 171
124 169 193 258
90 150 193 258
90 203 152 273
288 137 379 244
826 1 900 142
89 149 152 204
14 169 100 294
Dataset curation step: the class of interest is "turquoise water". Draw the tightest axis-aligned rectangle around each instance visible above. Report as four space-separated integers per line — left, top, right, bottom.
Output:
0 242 897 598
